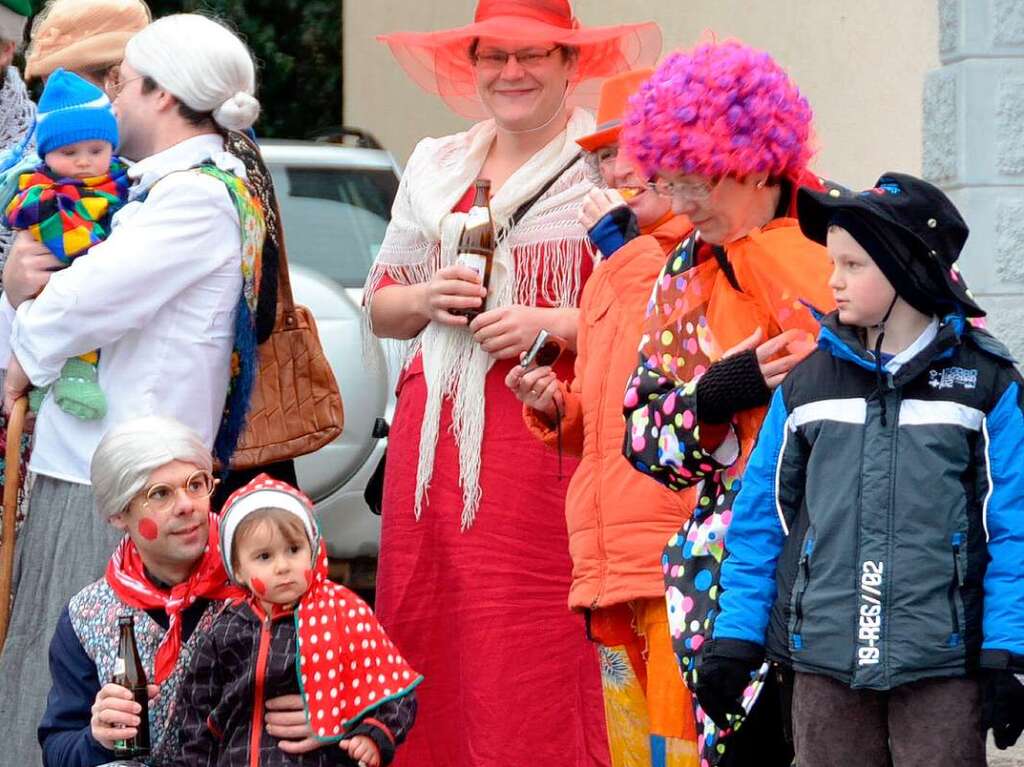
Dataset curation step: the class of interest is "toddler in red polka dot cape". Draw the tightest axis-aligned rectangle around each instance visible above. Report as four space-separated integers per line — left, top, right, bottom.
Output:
173 474 421 767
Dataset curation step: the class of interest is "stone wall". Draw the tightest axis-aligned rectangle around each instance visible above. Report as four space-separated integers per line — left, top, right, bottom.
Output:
924 0 1024 359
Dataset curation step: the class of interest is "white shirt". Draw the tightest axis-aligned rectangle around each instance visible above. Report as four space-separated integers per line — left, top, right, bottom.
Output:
8 134 245 484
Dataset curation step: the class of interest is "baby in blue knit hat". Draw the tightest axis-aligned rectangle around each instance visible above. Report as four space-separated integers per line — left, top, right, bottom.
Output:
1 68 130 420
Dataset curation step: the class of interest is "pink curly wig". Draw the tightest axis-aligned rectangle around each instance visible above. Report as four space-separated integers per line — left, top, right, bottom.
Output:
621 40 815 181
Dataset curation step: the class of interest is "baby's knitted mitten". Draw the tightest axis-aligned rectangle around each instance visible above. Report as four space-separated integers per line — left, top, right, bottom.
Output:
53 356 107 420
28 385 47 413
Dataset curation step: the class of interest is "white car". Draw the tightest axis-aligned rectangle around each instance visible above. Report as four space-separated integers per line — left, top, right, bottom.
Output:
259 137 400 560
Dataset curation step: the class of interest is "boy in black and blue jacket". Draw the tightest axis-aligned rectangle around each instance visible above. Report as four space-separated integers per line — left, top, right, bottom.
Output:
691 173 1024 767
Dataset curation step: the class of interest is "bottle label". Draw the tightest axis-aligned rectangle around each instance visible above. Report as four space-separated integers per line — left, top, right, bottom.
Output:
456 252 486 281
465 205 489 229
113 658 126 677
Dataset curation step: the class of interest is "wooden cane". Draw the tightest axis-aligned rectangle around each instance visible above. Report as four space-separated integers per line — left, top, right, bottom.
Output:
0 396 28 654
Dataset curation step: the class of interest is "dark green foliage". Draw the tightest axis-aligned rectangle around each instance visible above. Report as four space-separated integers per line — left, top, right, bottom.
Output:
145 0 341 138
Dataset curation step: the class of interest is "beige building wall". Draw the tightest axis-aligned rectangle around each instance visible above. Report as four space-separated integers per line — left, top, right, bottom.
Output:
344 1 937 188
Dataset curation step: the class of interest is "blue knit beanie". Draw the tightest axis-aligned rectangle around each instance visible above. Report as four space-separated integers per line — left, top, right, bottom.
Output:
36 69 119 158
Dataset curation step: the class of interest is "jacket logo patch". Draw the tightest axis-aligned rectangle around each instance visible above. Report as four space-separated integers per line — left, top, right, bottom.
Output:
858 560 884 666
928 367 978 391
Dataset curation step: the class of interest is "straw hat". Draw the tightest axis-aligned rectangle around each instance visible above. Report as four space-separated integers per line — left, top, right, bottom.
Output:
379 0 661 119
25 0 150 81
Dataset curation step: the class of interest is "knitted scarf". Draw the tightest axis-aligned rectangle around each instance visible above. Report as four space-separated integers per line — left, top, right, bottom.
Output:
106 514 243 684
3 159 131 263
191 164 265 469
0 66 36 266
364 107 597 528
0 67 35 156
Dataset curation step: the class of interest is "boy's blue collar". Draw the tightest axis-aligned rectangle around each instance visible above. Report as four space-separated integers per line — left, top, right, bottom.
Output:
816 310 967 377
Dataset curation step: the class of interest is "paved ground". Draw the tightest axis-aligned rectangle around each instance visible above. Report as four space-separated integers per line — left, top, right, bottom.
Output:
988 735 1024 766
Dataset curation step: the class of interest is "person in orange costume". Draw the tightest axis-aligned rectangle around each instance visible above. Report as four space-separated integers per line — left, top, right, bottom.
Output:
506 69 699 767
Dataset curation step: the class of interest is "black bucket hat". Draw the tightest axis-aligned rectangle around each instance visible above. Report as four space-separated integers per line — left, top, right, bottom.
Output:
797 172 984 317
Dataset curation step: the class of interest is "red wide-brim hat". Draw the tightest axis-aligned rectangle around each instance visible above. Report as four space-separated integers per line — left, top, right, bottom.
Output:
378 0 662 119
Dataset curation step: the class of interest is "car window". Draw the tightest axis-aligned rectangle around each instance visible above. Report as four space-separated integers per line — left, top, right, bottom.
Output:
268 165 399 287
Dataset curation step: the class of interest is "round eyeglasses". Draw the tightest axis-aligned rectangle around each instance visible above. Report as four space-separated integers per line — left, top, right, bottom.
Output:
140 470 216 513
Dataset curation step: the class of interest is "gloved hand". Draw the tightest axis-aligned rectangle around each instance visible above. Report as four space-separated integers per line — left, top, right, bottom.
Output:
982 666 1024 749
584 197 639 260
695 350 771 425
693 639 765 730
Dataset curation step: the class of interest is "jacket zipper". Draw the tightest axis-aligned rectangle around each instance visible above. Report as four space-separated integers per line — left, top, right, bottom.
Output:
791 535 814 647
947 533 965 646
589 297 614 611
883 385 900 687
249 615 272 767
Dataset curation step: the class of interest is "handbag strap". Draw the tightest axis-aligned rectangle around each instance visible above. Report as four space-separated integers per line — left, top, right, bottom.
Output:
267 197 296 317
499 151 583 239
221 131 297 324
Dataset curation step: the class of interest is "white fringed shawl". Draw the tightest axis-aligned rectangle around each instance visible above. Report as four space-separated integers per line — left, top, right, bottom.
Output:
365 107 597 529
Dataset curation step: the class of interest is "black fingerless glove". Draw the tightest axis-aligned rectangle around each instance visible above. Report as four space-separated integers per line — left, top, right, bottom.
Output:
981 650 1024 750
695 350 771 425
693 639 765 730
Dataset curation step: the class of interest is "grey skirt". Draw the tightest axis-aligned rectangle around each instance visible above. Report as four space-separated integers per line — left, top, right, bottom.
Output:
0 474 123 766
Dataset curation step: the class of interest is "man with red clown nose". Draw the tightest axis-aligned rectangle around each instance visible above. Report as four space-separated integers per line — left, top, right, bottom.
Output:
173 473 421 767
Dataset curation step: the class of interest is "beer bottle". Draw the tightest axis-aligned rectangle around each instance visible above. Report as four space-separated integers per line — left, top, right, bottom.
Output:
453 179 495 320
111 614 151 759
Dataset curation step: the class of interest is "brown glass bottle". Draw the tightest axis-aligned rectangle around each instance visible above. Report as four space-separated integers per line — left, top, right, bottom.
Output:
453 179 495 321
111 614 151 759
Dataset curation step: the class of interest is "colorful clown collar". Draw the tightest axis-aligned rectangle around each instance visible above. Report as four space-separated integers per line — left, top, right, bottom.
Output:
220 474 423 739
3 159 131 264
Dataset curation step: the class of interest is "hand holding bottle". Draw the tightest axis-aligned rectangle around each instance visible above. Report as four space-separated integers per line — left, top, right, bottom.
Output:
89 683 159 751
418 265 487 326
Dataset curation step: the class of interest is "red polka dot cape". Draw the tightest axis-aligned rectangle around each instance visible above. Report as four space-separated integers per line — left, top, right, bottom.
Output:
220 474 423 740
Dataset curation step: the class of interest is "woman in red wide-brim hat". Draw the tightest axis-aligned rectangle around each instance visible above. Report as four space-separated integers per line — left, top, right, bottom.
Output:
364 2 660 765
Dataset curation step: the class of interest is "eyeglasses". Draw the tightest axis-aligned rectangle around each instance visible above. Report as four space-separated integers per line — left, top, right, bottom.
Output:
140 470 216 513
472 46 562 71
646 176 721 204
111 72 146 99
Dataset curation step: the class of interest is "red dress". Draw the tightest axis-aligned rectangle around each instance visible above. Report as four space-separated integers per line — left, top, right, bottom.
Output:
374 189 609 766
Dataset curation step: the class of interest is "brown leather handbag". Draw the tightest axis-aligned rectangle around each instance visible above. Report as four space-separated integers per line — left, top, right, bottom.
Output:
225 132 344 469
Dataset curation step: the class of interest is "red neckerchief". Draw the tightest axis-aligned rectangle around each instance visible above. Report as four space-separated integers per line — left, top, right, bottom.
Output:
105 514 243 684
296 543 422 740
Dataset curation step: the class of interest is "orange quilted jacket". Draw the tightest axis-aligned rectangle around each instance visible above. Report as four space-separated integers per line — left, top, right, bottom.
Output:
524 214 694 610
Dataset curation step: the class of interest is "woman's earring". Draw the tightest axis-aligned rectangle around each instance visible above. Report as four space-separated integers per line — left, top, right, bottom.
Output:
755 178 767 189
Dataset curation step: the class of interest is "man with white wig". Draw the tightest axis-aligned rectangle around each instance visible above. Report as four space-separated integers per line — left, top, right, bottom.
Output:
37 415 238 766
0 14 266 762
